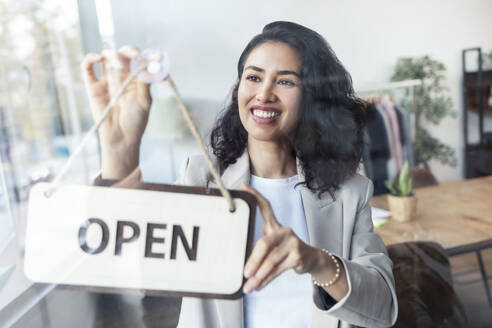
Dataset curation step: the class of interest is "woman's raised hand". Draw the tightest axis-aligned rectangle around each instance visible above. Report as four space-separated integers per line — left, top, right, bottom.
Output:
240 184 323 293
81 45 152 179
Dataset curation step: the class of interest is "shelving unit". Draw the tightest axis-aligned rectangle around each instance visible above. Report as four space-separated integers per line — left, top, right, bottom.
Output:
462 48 492 178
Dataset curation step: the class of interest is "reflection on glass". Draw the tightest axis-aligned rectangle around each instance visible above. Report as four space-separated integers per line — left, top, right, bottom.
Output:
0 149 15 293
401 222 434 243
0 150 15 255
0 0 99 317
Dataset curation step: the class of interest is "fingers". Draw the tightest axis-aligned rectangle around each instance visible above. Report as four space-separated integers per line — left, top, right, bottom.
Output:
243 244 286 294
118 45 140 60
81 53 103 84
101 45 140 81
243 228 312 294
256 255 291 291
244 234 282 279
81 45 141 85
250 246 289 289
136 80 152 110
116 45 151 109
243 241 300 293
256 248 309 291
117 45 141 75
241 184 281 232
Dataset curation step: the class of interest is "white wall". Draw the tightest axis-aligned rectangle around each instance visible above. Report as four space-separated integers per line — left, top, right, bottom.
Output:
81 0 492 182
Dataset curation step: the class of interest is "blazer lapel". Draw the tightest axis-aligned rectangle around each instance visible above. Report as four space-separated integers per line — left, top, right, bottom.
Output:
220 151 251 189
296 158 344 256
212 151 250 328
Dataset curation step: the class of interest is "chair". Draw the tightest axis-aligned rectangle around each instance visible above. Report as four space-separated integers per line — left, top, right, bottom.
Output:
387 241 466 327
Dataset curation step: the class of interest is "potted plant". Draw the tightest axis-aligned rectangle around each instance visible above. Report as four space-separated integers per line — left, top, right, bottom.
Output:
385 161 417 222
391 55 457 171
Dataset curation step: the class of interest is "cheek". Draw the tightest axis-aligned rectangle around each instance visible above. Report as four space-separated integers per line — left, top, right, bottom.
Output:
237 83 247 107
238 82 257 117
285 91 303 124
238 82 255 105
237 83 250 126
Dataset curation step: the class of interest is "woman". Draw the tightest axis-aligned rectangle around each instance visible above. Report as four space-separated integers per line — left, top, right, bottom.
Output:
83 21 397 328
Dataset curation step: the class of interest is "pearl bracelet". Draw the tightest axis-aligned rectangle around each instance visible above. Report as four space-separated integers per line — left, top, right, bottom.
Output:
312 249 341 287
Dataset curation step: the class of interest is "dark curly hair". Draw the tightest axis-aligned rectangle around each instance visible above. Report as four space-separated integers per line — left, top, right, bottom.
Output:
210 21 366 198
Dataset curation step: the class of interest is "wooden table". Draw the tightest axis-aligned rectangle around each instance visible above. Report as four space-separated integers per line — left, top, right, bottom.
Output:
372 175 492 307
371 176 492 249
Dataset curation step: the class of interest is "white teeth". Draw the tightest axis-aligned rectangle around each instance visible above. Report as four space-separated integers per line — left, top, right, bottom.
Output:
253 109 280 118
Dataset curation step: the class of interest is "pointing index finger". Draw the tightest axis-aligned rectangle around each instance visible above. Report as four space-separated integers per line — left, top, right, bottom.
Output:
241 184 281 230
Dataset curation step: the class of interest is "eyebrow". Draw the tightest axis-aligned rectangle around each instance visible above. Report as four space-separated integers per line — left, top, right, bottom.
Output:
244 65 301 78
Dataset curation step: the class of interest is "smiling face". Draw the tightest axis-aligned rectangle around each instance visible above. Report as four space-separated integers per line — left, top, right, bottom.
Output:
238 41 303 144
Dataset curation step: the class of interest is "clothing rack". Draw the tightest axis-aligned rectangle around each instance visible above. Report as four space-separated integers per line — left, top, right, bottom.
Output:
354 79 423 195
356 79 423 142
356 79 422 94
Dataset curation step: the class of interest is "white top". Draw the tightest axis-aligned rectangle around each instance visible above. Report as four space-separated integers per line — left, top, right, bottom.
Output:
244 175 313 328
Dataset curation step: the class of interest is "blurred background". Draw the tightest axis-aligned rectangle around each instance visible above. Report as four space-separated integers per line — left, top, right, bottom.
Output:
0 0 492 327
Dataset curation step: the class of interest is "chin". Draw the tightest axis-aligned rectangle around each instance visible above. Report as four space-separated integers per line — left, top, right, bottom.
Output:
247 128 286 143
249 134 278 142
241 117 293 143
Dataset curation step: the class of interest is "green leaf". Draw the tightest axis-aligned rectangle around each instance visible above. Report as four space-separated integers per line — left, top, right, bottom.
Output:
391 55 456 169
385 180 397 195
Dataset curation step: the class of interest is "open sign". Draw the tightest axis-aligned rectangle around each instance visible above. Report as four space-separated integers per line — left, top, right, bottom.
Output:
25 182 255 299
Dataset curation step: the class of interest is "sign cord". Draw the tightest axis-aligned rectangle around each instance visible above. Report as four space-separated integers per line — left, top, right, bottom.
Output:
44 69 236 212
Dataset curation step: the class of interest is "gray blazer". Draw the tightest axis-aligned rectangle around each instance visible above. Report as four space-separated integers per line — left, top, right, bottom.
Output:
173 151 398 328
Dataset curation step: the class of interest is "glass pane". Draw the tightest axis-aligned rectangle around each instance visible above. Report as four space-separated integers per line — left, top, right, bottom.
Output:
0 0 100 320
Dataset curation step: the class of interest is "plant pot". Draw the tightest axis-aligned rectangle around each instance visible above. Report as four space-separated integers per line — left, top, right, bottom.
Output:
387 194 418 222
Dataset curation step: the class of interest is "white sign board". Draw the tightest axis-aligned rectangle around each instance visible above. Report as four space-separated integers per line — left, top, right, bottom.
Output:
25 182 255 299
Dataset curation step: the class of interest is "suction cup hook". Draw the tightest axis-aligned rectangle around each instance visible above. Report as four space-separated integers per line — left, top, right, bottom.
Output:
136 49 170 83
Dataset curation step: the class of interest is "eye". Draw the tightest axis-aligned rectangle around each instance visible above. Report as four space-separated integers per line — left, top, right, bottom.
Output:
246 75 260 82
278 79 296 86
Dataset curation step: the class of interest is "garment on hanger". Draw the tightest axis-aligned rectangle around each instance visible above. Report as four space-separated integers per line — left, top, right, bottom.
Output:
379 96 403 171
374 104 397 180
365 104 390 195
394 105 414 166
361 90 415 195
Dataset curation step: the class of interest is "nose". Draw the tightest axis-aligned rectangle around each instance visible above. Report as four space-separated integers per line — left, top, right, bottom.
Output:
256 80 277 103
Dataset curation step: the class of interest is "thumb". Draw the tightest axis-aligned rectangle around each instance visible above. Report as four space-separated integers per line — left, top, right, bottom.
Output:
241 184 281 232
136 80 152 110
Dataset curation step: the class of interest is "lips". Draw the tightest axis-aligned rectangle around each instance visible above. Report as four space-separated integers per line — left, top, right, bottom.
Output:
251 105 281 113
250 105 281 124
